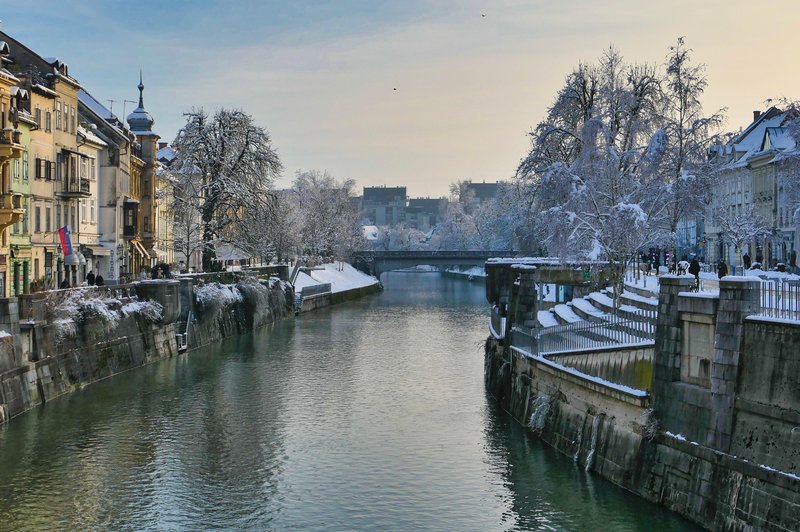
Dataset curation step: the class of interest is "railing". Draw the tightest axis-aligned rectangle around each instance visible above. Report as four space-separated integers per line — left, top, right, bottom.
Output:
60 177 90 195
300 283 332 298
510 310 656 356
755 279 800 321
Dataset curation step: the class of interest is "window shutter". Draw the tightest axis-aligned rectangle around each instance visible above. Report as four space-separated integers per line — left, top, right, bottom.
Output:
50 162 56 180
35 158 41 179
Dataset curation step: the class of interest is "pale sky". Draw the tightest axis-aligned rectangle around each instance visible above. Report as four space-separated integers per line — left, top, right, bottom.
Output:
3 1 798 197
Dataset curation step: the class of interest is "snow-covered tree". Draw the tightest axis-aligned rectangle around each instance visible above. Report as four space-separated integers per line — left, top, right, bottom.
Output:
292 169 363 260
716 206 771 263
653 38 725 261
171 108 282 271
517 47 667 300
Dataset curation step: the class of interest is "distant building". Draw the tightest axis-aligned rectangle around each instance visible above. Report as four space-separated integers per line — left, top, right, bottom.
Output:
465 181 502 203
362 186 406 226
406 197 446 230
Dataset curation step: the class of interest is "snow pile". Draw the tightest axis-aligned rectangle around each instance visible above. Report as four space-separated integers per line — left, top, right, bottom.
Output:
445 265 487 278
304 263 379 294
121 300 163 322
0 330 11 338
46 288 164 339
194 282 243 310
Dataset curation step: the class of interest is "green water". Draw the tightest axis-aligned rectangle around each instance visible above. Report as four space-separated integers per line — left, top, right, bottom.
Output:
0 273 697 530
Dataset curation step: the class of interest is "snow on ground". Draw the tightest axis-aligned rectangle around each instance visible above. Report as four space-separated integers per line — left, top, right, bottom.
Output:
293 271 319 291
445 265 487 278
553 303 583 323
537 311 560 328
299 263 379 294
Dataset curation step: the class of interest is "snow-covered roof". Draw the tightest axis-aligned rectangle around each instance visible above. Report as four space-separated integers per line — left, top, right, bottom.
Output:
157 145 176 162
722 108 796 168
77 125 107 147
762 127 795 151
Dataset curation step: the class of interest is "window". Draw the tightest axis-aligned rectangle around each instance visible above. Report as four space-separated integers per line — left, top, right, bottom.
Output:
45 205 51 233
80 157 88 179
90 200 95 223
71 206 76 231
63 104 68 131
81 200 87 223
56 203 61 230
45 111 51 132
22 151 28 180
35 205 41 233
89 159 96 181
144 216 149 232
23 202 29 233
35 107 41 128
56 101 62 130
70 106 76 134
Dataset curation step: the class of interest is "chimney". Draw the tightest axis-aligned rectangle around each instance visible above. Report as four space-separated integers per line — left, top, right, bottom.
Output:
753 110 761 122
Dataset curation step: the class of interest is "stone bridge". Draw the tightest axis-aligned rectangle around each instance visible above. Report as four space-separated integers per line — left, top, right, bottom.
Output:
354 250 514 279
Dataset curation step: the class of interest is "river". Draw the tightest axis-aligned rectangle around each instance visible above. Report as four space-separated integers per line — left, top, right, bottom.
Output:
0 273 696 531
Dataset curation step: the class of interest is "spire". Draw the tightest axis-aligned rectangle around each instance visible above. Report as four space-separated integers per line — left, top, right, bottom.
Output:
138 69 144 108
127 70 155 133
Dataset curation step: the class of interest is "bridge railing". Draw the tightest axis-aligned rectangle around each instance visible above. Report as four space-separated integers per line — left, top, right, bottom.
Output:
364 250 514 258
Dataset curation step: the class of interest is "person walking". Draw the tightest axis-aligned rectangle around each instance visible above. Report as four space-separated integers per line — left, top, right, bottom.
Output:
95 272 105 286
743 253 751 270
717 260 728 279
86 270 96 286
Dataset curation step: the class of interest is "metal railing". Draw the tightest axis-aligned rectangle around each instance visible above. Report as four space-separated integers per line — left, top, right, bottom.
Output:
756 279 800 321
299 283 332 298
510 309 656 356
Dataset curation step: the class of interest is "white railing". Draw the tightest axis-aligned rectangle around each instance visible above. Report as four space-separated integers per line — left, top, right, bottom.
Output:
756 280 800 321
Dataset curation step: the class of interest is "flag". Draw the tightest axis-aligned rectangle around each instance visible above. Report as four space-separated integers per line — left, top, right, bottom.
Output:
58 226 73 257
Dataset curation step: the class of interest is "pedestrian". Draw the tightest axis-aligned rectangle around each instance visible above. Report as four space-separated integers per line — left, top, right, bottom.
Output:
140 268 148 281
60 279 71 289
717 260 728 279
743 253 751 270
151 264 159 279
95 272 104 286
689 257 701 281
86 270 96 286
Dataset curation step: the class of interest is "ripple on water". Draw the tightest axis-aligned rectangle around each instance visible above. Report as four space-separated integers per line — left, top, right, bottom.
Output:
0 274 698 531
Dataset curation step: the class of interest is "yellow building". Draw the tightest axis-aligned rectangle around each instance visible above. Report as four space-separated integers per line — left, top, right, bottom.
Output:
0 43 26 297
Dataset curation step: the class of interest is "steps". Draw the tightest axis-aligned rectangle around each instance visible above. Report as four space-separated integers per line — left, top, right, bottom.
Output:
532 284 658 349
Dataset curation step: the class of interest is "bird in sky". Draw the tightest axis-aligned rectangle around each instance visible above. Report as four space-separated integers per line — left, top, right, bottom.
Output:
481 13 485 17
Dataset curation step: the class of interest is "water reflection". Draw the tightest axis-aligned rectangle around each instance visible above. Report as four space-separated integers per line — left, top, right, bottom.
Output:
0 272 696 530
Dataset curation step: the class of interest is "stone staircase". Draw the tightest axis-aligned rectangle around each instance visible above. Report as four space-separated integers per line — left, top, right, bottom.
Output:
535 282 658 347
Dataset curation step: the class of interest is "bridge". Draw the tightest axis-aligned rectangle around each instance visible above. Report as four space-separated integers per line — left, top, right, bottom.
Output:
354 250 515 279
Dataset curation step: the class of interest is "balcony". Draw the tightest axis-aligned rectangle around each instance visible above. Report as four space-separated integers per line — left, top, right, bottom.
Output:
0 192 25 230
123 225 137 238
57 177 91 198
0 127 24 159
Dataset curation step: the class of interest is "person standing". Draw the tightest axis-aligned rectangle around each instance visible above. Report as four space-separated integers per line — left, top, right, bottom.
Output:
717 260 728 279
86 270 96 286
95 272 105 286
689 257 701 281
743 253 751 270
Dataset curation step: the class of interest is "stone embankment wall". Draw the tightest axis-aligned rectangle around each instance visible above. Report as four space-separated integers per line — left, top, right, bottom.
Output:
299 284 381 313
0 275 293 423
485 264 800 531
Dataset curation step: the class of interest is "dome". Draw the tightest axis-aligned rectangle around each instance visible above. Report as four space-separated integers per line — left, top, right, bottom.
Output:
126 72 155 133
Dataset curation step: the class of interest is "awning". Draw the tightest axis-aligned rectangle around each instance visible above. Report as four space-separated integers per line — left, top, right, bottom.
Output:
63 252 86 266
148 247 167 259
132 240 149 260
123 196 140 205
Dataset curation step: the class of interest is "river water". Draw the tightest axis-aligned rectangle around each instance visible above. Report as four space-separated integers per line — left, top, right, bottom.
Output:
0 273 696 531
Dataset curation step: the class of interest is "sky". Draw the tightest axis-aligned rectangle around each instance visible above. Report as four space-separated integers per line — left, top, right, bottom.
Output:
2 0 798 197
